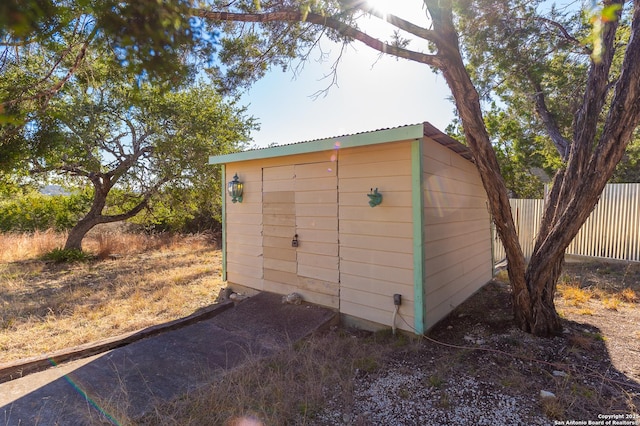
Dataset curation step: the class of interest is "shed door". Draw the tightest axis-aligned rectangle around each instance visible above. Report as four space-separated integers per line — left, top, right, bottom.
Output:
262 162 339 308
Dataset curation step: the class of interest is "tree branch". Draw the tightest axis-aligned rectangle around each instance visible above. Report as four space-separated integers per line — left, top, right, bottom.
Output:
59 164 92 178
1 26 98 111
592 0 640 176
97 199 149 224
101 131 130 160
569 0 623 174
531 2 632 283
97 175 171 224
529 74 570 160
108 145 153 184
196 9 439 66
341 1 434 42
534 16 591 54
309 39 348 99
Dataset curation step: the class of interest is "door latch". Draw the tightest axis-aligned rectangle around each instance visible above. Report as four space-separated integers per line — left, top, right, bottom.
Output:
291 234 299 247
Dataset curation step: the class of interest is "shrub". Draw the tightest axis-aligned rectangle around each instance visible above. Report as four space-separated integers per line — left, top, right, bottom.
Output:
0 190 91 232
41 248 94 263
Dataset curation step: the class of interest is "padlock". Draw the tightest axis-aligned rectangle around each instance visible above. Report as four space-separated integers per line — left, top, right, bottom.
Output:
291 234 299 247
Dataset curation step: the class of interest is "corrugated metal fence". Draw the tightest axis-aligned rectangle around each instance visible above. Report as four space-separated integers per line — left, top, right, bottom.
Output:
492 183 640 263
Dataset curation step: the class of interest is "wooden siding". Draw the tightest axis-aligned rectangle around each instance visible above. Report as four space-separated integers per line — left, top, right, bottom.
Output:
223 137 493 334
262 190 297 289
225 165 263 289
224 152 334 293
294 162 339 307
422 138 492 329
261 162 340 308
338 142 416 333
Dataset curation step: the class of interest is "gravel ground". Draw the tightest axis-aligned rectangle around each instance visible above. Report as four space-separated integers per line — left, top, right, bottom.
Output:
312 269 640 426
316 362 552 425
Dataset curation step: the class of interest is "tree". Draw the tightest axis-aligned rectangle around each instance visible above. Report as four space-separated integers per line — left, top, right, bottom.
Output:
196 0 640 336
0 0 219 172
453 1 640 196
1 1 253 249
19 60 254 249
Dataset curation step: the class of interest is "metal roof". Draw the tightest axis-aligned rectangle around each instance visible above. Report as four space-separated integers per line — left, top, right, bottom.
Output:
209 122 473 164
422 122 474 161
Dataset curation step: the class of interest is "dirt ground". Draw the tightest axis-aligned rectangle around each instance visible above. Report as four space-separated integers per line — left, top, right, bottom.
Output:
2 245 639 424
559 261 640 384
315 260 640 425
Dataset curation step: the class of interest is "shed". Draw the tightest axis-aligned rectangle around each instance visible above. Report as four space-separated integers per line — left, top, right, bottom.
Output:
208 122 493 334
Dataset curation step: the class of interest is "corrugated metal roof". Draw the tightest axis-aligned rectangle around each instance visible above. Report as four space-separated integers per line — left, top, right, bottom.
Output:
209 122 473 164
422 122 474 161
247 124 419 150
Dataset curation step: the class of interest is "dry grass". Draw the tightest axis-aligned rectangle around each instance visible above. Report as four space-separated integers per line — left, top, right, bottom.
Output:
557 280 592 306
0 231 224 363
602 296 623 311
540 396 565 420
0 230 64 262
567 333 596 350
0 227 194 263
621 288 639 303
139 330 401 426
137 272 639 425
558 261 640 313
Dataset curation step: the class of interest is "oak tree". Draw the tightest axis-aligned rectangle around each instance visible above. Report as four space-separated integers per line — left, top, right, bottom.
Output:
14 55 254 250
0 0 218 170
1 1 251 249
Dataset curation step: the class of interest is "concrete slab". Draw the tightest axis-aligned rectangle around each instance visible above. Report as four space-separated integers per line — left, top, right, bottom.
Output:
0 301 235 384
0 292 337 425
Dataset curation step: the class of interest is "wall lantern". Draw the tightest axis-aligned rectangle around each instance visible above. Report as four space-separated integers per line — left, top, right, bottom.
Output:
228 173 244 203
367 187 382 207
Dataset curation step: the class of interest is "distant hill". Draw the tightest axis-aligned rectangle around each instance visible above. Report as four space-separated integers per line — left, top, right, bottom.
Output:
41 185 71 196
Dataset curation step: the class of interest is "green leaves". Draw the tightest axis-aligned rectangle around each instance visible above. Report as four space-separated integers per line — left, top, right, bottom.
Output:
0 0 65 39
206 0 338 95
601 3 623 22
93 0 198 83
2 17 255 238
0 190 92 232
1 0 223 136
41 248 94 263
456 0 618 190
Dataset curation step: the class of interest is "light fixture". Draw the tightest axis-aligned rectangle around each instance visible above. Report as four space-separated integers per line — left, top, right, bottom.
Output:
368 188 382 207
228 173 243 203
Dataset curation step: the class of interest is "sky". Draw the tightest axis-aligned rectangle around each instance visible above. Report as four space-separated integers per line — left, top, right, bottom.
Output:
238 2 456 148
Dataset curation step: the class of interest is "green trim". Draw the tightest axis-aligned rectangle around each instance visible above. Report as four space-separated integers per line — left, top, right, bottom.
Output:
209 124 424 165
489 213 496 276
411 139 425 334
221 165 227 281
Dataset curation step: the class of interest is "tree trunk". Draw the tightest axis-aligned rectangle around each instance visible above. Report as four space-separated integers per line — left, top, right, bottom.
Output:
63 174 150 251
425 0 569 336
519 255 564 336
64 216 100 251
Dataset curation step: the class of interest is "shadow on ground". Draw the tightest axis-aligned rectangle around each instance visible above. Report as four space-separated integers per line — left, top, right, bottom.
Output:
0 292 337 425
424 280 640 420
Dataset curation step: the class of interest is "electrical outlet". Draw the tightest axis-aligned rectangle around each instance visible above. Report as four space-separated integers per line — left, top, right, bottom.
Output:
393 294 402 306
